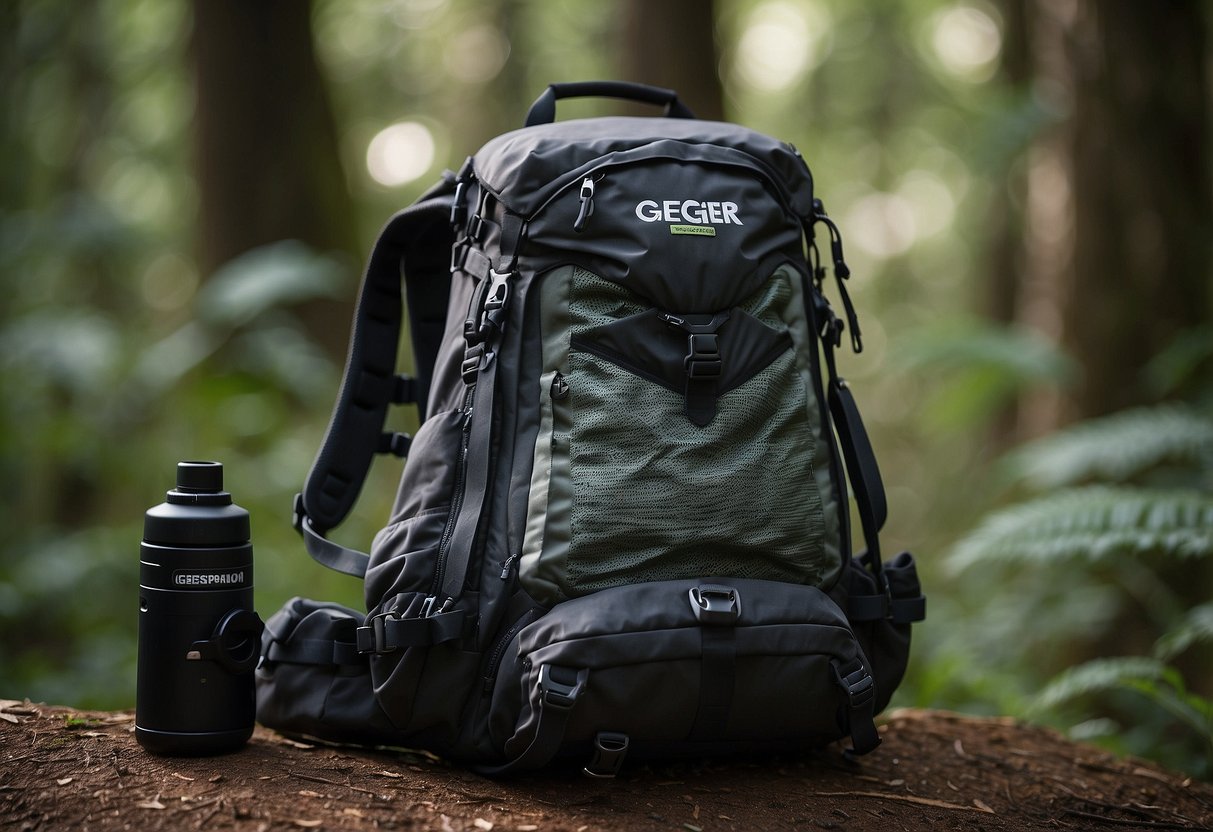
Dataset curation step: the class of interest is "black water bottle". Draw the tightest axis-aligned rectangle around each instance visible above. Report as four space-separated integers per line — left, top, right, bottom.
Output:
136 461 264 755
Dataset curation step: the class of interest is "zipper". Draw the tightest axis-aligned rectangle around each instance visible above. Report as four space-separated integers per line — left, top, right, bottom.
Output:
482 608 539 692
499 553 518 581
530 149 803 223
573 177 595 232
431 386 476 604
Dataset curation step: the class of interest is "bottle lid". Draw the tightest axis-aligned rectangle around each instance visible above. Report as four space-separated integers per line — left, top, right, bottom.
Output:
143 461 251 547
175 461 225 494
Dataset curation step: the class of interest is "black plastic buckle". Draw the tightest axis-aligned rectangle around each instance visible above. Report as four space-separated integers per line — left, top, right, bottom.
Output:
539 665 588 710
833 661 875 710
685 333 722 378
584 732 629 779
483 270 511 314
450 242 469 274
461 342 484 385
468 214 485 243
689 585 741 625
355 613 396 655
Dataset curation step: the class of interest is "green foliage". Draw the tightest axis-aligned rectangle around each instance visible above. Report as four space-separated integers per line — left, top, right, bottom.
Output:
1155 603 1213 662
945 404 1213 777
1032 655 1213 778
1002 405 1213 491
892 321 1076 431
948 486 1213 571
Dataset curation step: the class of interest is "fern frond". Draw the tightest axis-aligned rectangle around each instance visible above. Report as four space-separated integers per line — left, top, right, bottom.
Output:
1033 657 1213 745
948 486 1213 572
1155 603 1213 661
1033 657 1169 713
1004 405 1213 490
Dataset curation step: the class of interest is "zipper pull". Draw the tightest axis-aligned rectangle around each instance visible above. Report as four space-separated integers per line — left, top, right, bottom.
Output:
550 371 569 400
499 553 518 581
573 176 595 233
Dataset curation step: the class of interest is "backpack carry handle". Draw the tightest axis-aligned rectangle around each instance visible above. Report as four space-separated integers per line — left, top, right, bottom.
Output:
525 81 696 127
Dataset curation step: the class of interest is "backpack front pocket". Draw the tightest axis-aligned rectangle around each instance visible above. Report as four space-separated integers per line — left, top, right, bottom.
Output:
487 578 879 774
518 264 840 604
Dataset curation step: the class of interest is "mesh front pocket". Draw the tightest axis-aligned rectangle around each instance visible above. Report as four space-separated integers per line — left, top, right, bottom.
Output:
565 348 826 592
519 265 834 603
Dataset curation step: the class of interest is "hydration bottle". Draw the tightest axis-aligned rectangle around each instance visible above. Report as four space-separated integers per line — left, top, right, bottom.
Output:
136 461 263 755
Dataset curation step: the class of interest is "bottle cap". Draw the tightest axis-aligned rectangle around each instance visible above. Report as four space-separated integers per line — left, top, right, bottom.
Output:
143 461 250 547
176 461 225 494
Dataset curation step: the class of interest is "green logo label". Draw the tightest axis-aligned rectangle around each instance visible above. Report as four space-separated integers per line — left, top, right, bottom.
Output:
670 224 717 237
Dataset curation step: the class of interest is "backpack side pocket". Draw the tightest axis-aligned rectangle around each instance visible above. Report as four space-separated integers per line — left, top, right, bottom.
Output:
256 597 400 745
832 552 926 716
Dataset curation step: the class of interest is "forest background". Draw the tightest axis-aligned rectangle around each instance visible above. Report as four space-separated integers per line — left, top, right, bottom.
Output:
2 0 1211 779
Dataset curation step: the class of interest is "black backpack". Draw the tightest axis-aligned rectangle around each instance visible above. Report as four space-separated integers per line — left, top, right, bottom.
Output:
256 82 926 776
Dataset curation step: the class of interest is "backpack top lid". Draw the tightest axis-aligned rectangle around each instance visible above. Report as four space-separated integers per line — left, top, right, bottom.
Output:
471 116 817 220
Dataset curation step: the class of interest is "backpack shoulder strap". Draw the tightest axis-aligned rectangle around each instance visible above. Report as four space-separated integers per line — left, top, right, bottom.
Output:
805 207 892 609
293 178 457 577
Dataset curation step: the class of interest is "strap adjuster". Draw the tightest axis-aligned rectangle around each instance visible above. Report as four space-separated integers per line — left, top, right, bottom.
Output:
584 732 629 779
539 665 588 710
685 333 722 378
356 613 396 654
833 661 875 710
461 342 484 384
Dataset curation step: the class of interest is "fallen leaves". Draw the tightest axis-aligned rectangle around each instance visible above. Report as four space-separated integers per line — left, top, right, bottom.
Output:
0 700 38 724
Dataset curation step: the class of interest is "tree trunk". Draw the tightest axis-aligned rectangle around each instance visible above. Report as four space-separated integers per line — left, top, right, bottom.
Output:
190 0 357 357
617 0 724 121
1053 1 1211 420
983 0 1033 448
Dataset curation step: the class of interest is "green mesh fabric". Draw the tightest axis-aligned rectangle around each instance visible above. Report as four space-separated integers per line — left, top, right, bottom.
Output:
558 267 828 595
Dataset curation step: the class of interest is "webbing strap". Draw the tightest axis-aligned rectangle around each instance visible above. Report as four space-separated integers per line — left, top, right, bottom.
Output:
809 276 890 596
265 636 363 667
834 659 881 756
476 665 588 776
434 215 526 605
689 626 736 740
295 182 456 577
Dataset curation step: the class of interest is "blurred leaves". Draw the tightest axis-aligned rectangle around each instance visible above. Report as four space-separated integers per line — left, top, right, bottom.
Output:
948 487 1213 572
947 401 1213 776
196 241 349 328
893 319 1075 430
1002 405 1213 491
1154 603 1213 663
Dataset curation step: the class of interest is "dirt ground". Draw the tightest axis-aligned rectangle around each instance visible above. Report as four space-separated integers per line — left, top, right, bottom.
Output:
2 702 1210 832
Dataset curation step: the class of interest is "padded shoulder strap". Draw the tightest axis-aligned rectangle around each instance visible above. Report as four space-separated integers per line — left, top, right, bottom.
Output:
294 181 456 577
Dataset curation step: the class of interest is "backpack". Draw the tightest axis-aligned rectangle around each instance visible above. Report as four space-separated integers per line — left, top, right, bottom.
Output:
255 81 926 777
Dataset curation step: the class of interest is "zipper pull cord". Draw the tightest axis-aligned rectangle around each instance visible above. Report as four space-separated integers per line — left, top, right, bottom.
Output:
812 199 862 354
573 176 596 233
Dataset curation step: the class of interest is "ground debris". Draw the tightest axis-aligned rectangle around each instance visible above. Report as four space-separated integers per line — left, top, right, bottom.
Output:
1 704 1209 832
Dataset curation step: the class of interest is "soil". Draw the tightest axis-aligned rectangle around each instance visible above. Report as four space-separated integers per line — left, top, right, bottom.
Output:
2 702 1210 832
